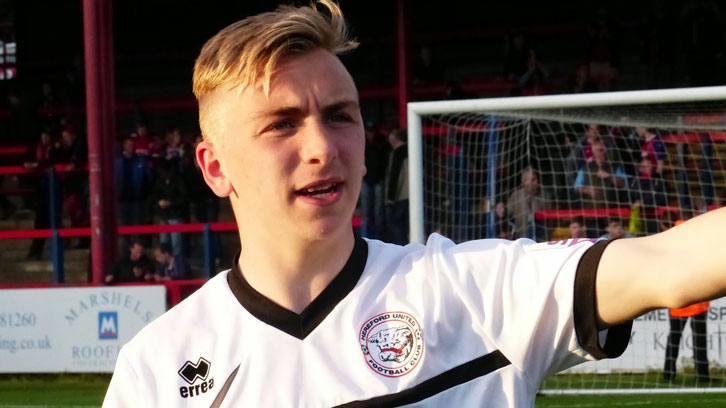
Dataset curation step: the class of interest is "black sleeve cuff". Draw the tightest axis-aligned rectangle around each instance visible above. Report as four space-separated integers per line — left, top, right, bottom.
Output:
573 239 633 360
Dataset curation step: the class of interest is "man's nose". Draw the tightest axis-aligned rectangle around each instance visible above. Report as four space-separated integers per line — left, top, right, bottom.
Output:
299 119 338 165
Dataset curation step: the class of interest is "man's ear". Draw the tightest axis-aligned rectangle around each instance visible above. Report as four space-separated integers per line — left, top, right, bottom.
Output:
196 140 234 197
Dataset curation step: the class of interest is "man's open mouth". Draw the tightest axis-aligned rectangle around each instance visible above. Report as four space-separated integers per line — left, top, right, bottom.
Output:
295 182 340 199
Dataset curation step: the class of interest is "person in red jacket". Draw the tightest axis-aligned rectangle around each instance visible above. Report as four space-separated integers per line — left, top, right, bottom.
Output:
664 219 710 382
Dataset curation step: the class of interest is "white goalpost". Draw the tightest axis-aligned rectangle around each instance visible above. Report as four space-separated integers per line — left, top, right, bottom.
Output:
407 86 726 394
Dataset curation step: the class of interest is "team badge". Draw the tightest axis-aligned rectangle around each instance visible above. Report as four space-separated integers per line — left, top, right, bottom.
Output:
359 311 424 377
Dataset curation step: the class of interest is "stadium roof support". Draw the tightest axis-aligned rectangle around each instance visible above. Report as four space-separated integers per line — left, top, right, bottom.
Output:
83 0 118 284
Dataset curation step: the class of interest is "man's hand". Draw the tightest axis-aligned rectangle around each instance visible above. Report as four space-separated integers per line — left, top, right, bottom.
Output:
158 200 171 209
596 169 610 179
578 186 596 198
132 266 143 278
104 275 114 284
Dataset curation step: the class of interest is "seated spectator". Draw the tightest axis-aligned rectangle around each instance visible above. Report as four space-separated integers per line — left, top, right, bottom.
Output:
569 216 588 238
105 240 154 284
634 127 666 174
115 136 152 226
153 242 190 281
164 128 190 174
507 167 552 241
574 140 627 208
600 217 634 240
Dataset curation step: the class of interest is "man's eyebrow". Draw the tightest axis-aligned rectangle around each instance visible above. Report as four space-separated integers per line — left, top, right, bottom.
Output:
321 99 360 116
251 106 304 120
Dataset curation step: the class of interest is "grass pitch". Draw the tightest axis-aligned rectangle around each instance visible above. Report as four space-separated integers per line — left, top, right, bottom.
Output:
0 374 725 407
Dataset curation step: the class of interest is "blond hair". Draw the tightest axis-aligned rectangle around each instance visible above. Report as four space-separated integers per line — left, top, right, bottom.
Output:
193 0 357 100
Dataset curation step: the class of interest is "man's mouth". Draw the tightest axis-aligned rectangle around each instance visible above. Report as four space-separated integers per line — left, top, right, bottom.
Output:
295 181 341 199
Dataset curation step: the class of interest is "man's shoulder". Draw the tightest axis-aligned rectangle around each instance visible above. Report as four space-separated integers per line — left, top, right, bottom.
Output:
121 272 231 354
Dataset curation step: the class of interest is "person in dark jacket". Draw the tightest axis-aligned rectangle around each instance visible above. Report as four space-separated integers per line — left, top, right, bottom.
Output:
115 136 152 226
152 161 188 256
105 240 154 284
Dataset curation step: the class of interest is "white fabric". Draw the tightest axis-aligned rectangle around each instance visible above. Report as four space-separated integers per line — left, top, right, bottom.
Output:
103 234 602 408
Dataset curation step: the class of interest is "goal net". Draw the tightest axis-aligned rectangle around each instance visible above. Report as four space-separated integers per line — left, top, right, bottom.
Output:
406 86 726 394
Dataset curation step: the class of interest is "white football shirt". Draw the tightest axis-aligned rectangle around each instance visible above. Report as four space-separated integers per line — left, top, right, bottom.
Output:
103 234 631 407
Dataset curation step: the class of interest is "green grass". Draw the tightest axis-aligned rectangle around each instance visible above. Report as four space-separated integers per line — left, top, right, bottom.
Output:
542 372 726 390
0 374 725 407
0 374 110 407
535 393 726 407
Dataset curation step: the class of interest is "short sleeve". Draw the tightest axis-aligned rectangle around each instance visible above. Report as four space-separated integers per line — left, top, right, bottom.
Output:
103 348 140 408
431 235 632 386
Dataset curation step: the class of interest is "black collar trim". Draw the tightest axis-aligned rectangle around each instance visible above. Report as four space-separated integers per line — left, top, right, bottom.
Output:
227 237 368 340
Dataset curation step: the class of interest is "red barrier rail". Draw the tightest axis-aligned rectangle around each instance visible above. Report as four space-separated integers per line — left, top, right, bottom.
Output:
0 164 87 175
0 218 363 239
535 205 721 221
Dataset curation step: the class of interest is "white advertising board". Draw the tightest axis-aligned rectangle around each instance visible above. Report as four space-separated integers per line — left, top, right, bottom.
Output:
0 286 166 373
568 297 726 373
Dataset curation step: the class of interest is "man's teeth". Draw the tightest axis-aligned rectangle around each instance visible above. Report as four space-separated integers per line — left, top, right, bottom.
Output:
305 183 334 193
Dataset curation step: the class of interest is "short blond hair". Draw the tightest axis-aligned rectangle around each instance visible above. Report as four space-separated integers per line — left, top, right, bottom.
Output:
193 1 358 138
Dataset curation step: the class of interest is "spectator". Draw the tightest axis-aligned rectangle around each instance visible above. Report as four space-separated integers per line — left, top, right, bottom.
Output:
629 157 667 210
360 122 388 239
600 217 634 240
115 136 152 226
574 140 627 208
104 240 154 284
635 127 666 174
164 128 189 175
663 218 710 383
412 46 444 84
568 63 597 94
587 6 621 91
507 167 552 241
518 49 549 96
569 217 588 239
131 122 162 160
56 123 90 248
503 31 529 84
24 129 60 258
494 201 515 240
384 128 409 245
152 161 189 256
153 242 190 281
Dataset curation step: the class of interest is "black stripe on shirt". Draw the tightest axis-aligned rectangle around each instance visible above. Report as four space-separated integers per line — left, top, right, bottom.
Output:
573 239 633 360
334 350 511 408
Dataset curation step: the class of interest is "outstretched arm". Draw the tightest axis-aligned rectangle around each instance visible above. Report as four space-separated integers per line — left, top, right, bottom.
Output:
596 207 726 328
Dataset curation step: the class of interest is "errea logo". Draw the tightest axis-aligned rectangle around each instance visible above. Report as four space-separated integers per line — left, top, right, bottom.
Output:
178 357 215 398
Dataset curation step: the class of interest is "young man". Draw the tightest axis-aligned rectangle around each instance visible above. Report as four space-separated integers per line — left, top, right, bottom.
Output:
104 2 726 407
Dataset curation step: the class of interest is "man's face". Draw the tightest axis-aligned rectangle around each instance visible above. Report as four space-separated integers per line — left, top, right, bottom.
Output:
569 222 586 238
62 131 74 146
522 170 538 194
204 49 365 242
592 143 607 161
154 249 170 265
606 221 624 238
129 244 143 261
586 124 599 140
123 139 135 155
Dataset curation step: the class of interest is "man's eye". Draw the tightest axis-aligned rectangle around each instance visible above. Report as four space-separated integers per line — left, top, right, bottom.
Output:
329 112 353 123
270 120 293 131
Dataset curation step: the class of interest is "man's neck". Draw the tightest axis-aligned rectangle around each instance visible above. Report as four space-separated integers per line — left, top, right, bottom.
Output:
236 226 356 314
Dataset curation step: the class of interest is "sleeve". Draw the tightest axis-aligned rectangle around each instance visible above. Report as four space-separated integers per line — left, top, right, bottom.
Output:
437 236 632 386
573 169 584 189
102 349 141 407
654 138 667 160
